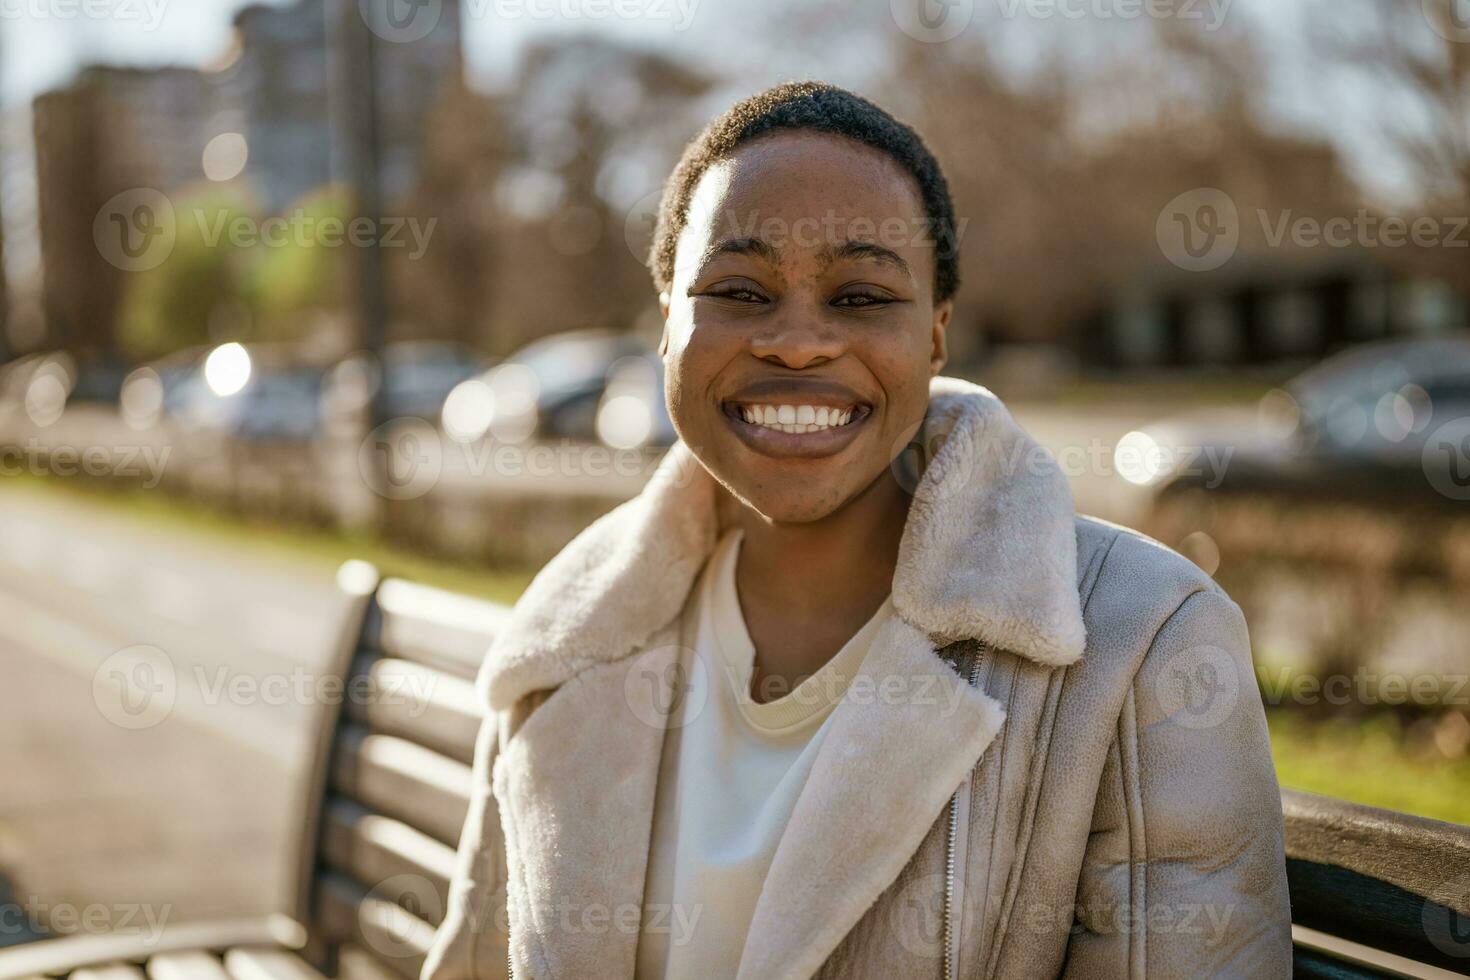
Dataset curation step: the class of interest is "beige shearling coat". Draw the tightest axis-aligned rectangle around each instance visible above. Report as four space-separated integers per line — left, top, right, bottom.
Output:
421 376 1292 979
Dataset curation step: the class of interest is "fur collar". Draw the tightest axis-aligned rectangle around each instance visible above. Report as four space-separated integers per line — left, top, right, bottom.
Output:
478 375 1086 711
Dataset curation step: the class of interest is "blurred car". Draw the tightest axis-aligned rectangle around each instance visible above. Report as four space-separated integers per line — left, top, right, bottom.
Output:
594 352 676 449
443 328 652 444
173 342 328 442
0 352 76 427
119 346 210 430
324 341 487 426
1121 335 1470 511
1 352 131 425
68 355 129 407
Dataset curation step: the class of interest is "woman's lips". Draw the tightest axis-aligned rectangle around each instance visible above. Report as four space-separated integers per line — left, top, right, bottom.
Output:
719 400 872 459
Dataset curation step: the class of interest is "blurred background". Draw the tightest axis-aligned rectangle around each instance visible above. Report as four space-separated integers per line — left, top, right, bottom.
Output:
1 0 1468 949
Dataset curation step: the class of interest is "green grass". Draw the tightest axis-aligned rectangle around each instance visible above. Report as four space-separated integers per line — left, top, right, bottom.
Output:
0 472 537 605
1268 711 1470 826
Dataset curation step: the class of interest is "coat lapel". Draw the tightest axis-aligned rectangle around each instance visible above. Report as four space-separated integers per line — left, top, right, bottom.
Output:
736 619 1007 980
492 627 682 978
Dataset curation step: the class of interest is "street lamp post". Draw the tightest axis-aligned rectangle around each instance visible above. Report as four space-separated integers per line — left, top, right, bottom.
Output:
327 0 393 527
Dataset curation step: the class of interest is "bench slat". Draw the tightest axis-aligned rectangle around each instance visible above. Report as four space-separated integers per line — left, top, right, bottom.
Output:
314 875 433 980
145 950 230 979
222 947 328 980
1292 924 1469 980
374 579 507 681
345 657 483 765
337 945 402 980
330 727 472 848
0 915 306 978
1284 788 1470 974
72 967 147 980
1284 789 1470 916
321 800 457 925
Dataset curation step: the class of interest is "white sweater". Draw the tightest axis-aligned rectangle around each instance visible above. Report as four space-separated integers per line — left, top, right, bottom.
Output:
635 527 895 978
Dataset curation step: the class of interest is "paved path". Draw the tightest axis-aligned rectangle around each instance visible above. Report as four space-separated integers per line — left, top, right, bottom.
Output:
0 488 351 930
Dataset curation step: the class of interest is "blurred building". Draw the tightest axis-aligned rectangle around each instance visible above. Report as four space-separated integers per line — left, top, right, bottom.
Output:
370 2 465 205
29 0 464 359
32 67 212 355
219 0 464 212
1077 252 1470 372
214 1 332 213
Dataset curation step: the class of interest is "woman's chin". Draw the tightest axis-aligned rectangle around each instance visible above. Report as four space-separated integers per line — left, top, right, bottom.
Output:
714 465 871 525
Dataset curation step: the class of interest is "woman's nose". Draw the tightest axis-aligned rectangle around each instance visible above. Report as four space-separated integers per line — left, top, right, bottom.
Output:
748 315 845 370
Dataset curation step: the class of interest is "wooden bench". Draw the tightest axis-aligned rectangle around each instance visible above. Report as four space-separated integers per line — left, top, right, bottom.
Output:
2 564 1469 978
1285 789 1470 978
0 563 507 980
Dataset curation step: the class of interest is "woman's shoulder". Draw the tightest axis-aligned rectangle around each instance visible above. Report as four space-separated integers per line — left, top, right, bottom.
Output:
1071 512 1246 661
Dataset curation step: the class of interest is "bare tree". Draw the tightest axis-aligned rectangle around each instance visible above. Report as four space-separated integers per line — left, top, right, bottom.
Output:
1310 0 1470 207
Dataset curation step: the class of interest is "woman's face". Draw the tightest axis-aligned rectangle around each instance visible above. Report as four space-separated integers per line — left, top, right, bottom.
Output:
660 130 952 524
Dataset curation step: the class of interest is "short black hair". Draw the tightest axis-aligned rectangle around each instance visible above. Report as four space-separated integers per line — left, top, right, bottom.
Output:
648 81 961 303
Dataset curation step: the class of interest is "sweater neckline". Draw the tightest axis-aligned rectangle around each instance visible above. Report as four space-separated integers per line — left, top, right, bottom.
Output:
705 527 894 735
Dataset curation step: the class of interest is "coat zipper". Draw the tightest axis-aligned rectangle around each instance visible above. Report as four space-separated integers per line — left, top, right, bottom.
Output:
943 645 985 980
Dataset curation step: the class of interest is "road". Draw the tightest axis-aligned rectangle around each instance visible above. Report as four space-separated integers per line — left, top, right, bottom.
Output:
0 487 352 928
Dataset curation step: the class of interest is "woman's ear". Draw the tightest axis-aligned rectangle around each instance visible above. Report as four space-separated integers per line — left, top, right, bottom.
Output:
658 291 672 357
930 300 952 375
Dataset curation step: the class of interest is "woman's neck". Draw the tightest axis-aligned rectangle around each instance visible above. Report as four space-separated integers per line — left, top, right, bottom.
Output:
731 468 913 702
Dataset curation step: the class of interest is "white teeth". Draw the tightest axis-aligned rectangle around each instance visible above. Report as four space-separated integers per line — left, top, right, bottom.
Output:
736 403 858 434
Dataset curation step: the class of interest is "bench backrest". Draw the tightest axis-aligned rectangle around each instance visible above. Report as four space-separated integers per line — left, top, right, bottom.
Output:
292 565 506 979
1284 788 1470 977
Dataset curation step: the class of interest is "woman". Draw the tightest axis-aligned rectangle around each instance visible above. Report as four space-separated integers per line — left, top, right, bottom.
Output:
424 81 1291 979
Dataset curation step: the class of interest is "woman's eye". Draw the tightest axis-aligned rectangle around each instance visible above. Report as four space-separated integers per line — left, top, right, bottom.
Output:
707 287 768 303
833 292 891 309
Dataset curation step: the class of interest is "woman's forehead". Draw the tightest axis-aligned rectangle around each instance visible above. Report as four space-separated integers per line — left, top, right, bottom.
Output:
675 131 931 271
695 131 923 219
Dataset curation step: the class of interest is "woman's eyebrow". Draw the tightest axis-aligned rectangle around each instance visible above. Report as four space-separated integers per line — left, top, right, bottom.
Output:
699 236 782 271
819 241 912 278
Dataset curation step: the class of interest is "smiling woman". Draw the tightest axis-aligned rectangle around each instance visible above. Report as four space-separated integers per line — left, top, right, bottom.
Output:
423 82 1292 980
